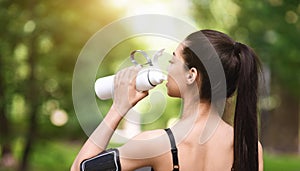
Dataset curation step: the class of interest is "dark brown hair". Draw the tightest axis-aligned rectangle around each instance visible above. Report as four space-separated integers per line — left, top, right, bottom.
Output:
182 29 260 171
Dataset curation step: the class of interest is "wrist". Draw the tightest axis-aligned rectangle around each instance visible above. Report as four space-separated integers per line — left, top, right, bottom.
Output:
103 106 125 129
111 103 130 117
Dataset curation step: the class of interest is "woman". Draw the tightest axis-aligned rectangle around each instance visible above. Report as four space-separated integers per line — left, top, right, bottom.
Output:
71 30 263 171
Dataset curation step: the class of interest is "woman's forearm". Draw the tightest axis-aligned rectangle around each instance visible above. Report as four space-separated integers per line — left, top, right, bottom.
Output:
71 106 124 171
71 67 147 171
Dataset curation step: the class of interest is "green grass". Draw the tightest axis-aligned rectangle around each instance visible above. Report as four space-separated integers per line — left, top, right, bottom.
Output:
0 139 81 171
25 140 121 171
264 153 300 171
29 140 80 171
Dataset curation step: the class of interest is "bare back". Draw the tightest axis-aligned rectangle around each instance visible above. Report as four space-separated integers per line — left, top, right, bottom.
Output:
149 120 233 171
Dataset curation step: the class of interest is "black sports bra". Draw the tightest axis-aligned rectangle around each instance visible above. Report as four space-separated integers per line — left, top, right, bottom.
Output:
165 128 179 171
150 128 179 171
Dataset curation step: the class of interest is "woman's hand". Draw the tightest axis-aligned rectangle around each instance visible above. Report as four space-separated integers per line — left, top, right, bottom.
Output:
112 66 148 116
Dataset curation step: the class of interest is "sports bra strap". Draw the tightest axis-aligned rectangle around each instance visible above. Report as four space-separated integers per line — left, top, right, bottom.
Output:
164 128 179 171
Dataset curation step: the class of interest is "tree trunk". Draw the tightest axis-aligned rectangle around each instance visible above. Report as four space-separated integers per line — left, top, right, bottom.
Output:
19 110 38 171
18 33 40 171
261 82 300 153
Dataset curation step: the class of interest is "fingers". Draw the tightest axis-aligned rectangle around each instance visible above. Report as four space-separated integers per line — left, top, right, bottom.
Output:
130 90 149 107
113 66 141 97
135 89 149 99
114 66 141 86
112 66 146 114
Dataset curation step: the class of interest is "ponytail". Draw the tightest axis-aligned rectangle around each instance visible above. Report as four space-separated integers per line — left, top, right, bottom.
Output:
233 42 260 171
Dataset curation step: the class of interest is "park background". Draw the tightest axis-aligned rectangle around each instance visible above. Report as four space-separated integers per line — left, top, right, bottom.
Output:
0 0 300 170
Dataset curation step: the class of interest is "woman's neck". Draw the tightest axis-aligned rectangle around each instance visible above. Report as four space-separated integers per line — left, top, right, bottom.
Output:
181 95 210 120
171 96 221 145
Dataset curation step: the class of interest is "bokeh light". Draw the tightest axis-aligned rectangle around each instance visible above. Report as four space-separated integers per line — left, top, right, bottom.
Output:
50 109 68 127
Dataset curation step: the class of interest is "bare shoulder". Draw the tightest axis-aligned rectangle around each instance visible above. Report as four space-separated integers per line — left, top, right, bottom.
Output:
220 119 234 131
130 129 166 140
118 129 171 170
205 119 234 155
119 129 170 159
258 141 264 171
216 120 234 143
258 141 263 152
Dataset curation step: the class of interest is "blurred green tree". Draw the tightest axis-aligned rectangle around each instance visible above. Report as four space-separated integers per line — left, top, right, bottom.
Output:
0 0 131 170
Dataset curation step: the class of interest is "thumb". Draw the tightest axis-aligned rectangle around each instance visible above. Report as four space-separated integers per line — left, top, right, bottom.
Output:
132 91 149 106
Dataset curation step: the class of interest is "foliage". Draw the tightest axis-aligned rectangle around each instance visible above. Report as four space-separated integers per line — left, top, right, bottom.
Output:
0 0 130 170
192 0 300 97
233 0 300 96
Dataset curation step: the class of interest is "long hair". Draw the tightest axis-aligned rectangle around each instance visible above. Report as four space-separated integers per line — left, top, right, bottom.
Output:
182 30 260 171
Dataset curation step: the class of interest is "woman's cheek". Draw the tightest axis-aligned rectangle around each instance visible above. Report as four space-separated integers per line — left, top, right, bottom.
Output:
166 76 181 97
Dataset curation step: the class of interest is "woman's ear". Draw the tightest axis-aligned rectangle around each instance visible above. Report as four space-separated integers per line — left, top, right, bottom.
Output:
186 67 198 85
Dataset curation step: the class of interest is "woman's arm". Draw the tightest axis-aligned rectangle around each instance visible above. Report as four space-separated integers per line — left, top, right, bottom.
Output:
71 106 123 171
71 66 148 171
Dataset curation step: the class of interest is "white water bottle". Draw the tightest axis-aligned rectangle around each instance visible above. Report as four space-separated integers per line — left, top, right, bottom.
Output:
95 49 166 100
94 75 115 100
94 67 166 100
